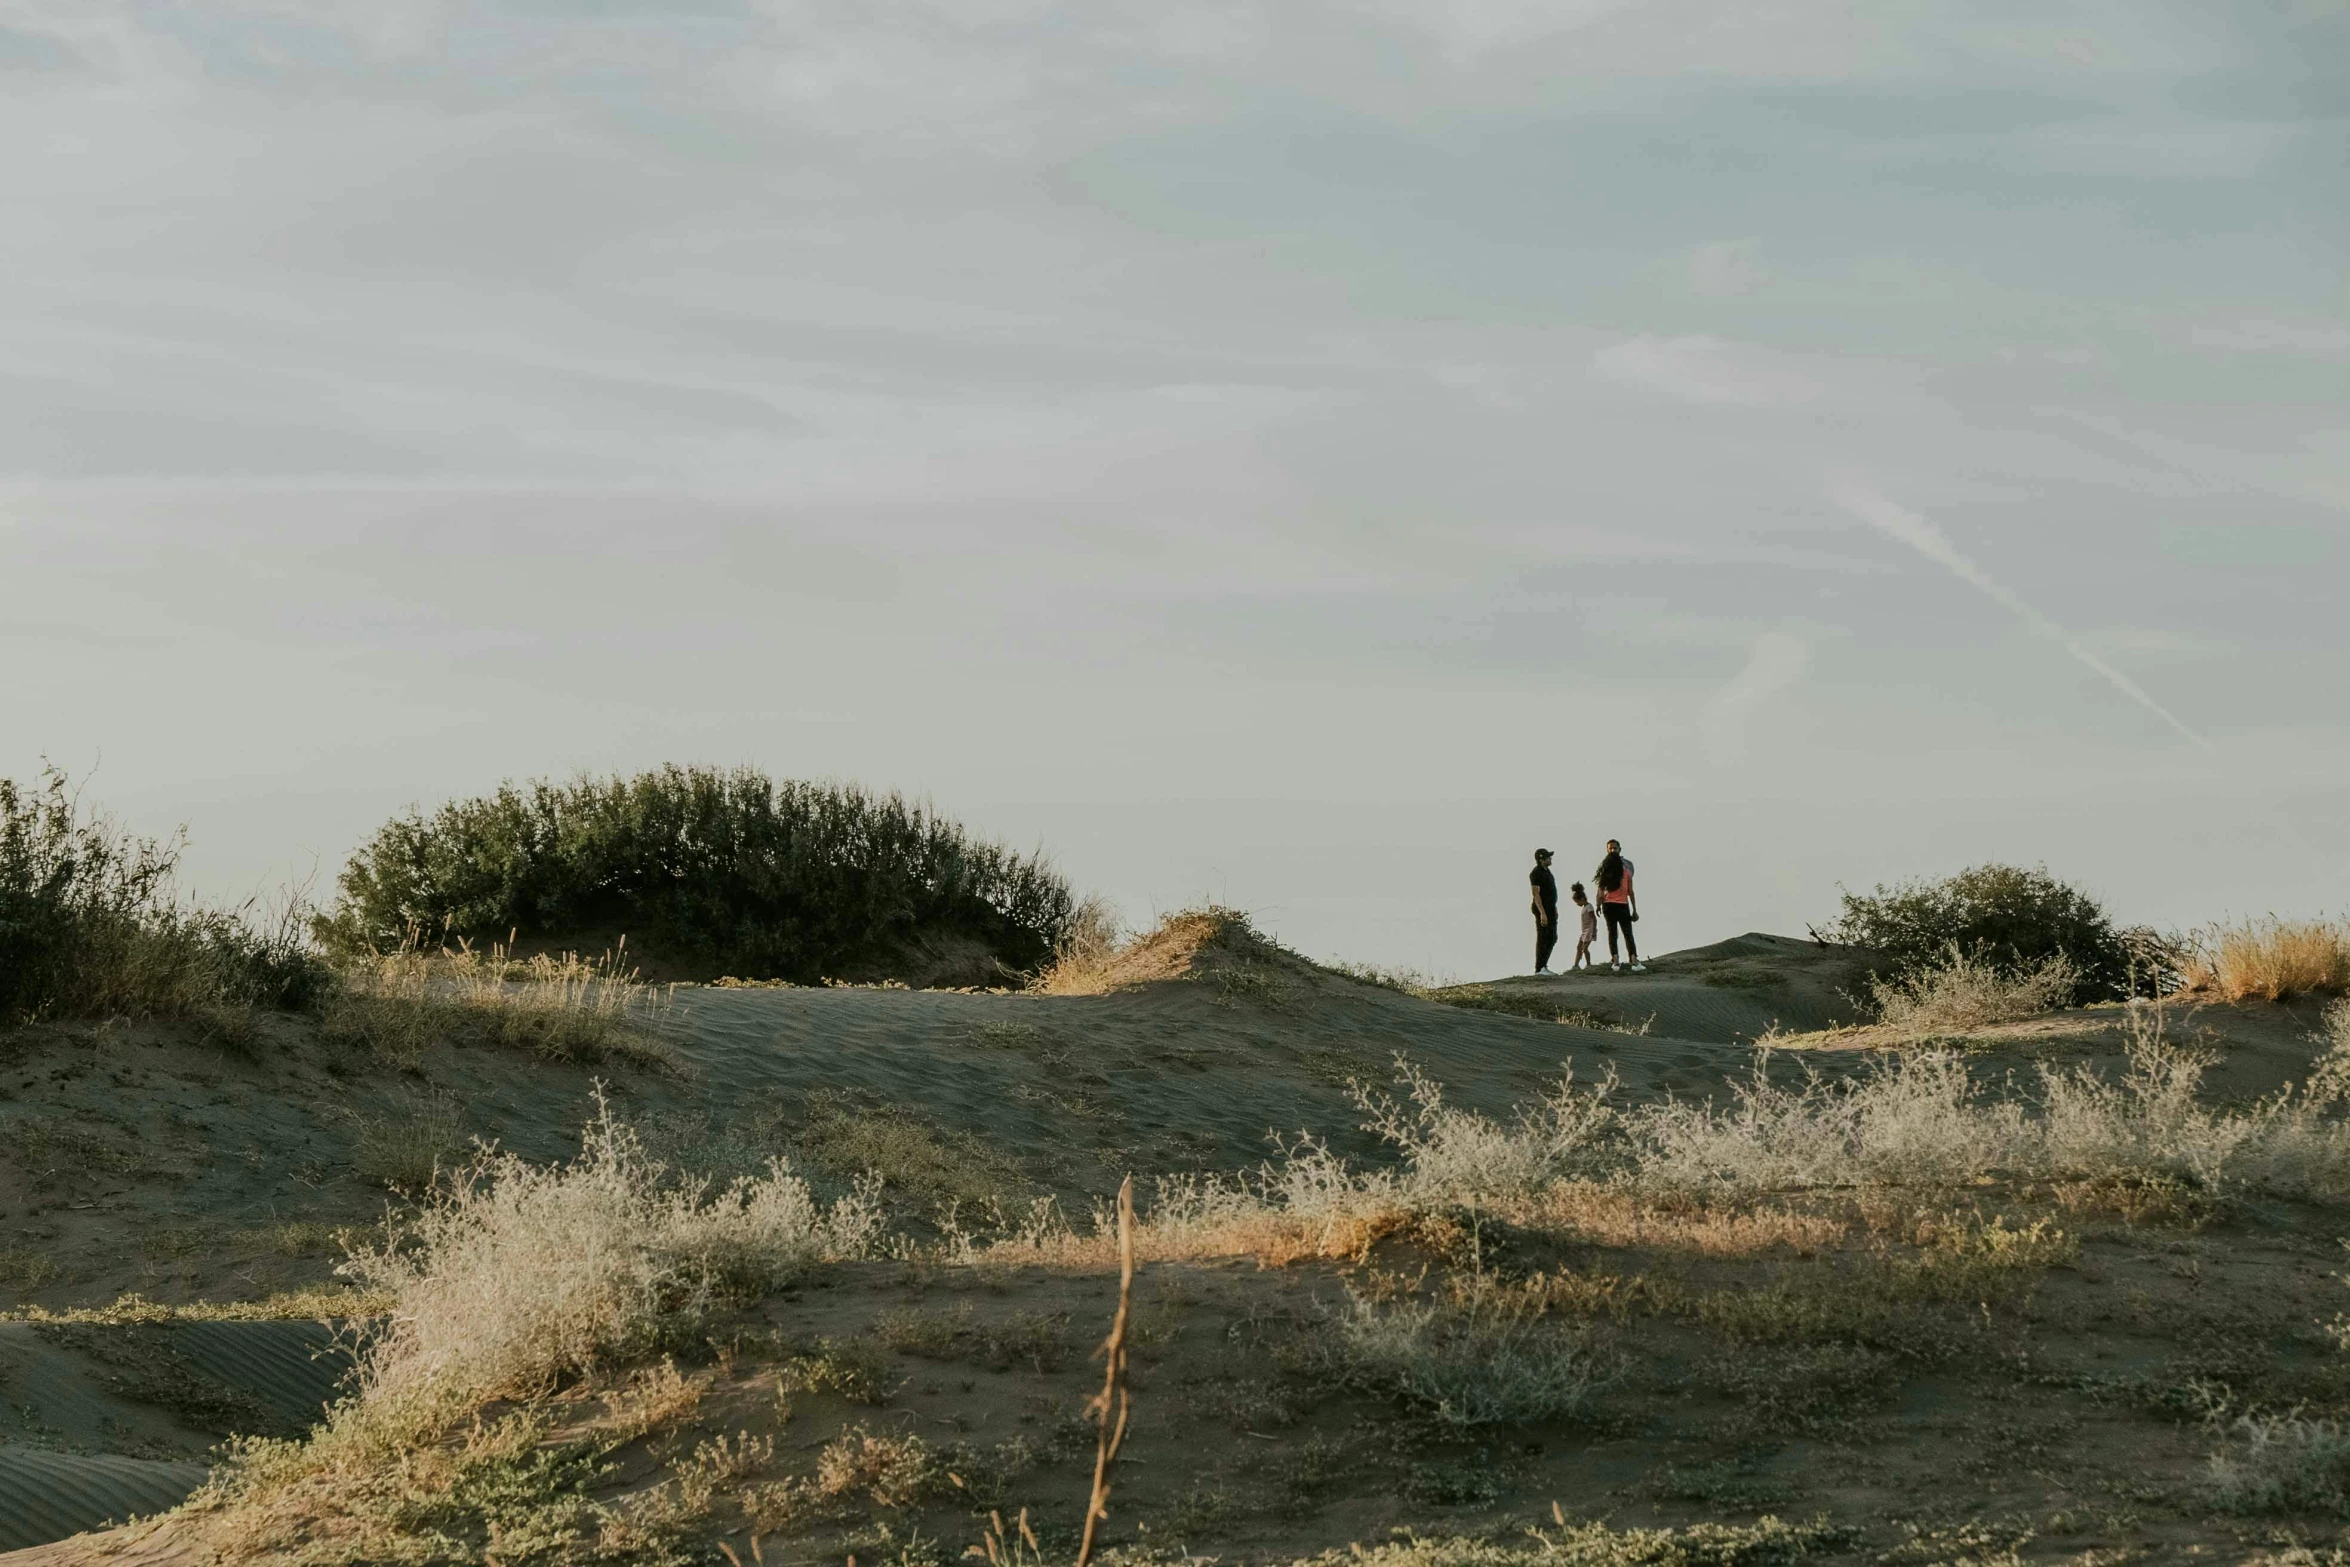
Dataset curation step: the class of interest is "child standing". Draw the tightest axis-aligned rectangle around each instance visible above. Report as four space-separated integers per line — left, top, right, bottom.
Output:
1569 883 1597 971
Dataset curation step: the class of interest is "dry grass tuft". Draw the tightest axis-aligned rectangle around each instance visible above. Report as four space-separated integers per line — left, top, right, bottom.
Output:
1032 905 1283 996
324 938 675 1069
815 1425 938 1506
1294 1516 1851 1567
353 1100 469 1193
1866 944 2080 1036
603 1358 705 1440
778 1336 898 1404
2181 918 2350 1002
1521 1188 1848 1258
8 1288 392 1324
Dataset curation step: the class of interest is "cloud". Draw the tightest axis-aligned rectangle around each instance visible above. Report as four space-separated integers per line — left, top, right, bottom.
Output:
1685 238 1764 299
1590 335 1815 407
2192 319 2350 358
1372 0 1642 62
1829 475 2210 749
2082 626 2207 657
1703 628 1811 765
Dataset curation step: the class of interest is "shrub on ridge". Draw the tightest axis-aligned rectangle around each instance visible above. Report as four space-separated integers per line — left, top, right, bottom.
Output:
0 768 326 1024
319 764 1078 984
1830 863 2129 1004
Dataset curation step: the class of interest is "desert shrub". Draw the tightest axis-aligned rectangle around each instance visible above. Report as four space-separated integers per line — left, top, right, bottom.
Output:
2209 1413 2350 1515
320 764 1078 984
341 1094 885 1414
1830 863 2128 1003
1638 1009 2350 1197
1354 1055 1621 1205
0 769 328 1024
1323 1278 1604 1428
812 1425 940 1506
2181 918 2350 1001
1132 1008 2350 1258
1865 945 2081 1037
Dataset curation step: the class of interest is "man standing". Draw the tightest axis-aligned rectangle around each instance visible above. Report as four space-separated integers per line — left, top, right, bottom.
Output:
1594 838 1646 972
1529 848 1560 975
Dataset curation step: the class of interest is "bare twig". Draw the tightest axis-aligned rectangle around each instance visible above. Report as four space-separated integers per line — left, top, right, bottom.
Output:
1076 1174 1136 1567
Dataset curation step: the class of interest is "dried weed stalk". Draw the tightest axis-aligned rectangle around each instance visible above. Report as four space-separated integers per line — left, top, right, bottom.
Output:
1076 1174 1135 1567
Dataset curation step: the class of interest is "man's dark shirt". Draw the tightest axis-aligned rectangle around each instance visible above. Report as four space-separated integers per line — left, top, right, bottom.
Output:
1531 865 1559 921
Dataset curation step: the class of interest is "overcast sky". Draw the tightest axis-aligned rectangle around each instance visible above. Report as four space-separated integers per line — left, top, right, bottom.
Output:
4 1 2346 979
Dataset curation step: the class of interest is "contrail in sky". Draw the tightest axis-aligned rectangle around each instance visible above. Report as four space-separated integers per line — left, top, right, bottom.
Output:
1829 475 2211 750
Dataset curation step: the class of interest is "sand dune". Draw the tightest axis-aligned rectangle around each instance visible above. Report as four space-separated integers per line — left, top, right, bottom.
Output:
1457 931 1874 1041
0 1321 353 1551
2 923 2343 1559
0 1449 209 1554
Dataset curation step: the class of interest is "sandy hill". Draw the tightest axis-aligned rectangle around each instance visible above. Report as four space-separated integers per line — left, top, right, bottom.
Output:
2 915 2344 1560
2 919 1784 1317
1446 931 1876 1041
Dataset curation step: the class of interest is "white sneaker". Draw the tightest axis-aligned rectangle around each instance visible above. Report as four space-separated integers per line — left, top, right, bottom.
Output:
1609 962 1621 972
1535 967 1555 976
1630 962 1648 973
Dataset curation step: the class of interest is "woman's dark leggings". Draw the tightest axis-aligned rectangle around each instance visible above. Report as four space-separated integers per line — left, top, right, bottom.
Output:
1604 902 1638 961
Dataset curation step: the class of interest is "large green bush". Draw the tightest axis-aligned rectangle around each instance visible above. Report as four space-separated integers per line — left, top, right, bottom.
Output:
0 770 326 1024
1828 863 2132 1004
320 765 1078 984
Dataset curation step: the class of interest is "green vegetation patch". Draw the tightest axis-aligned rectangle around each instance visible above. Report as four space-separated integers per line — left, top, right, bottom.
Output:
796 1090 1035 1216
1827 863 2136 1003
1 768 328 1025
318 764 1078 984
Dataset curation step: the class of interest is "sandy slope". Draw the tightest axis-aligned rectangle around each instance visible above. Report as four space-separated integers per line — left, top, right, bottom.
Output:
0 1321 351 1550
0 931 1781 1553
1456 931 1879 1042
0 925 2339 1559
0 932 1782 1315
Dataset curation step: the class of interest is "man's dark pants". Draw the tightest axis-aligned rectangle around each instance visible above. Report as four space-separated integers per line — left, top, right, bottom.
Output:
1604 903 1638 961
1535 918 1559 972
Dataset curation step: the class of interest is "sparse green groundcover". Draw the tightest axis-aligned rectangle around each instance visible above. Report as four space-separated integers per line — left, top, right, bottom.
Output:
319 764 1080 984
1307 1517 1854 1567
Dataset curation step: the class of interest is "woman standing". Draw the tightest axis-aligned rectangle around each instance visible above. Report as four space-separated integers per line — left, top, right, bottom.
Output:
1594 839 1646 972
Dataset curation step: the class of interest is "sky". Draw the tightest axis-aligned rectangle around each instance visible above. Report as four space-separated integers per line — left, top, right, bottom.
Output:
3 0 2346 980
